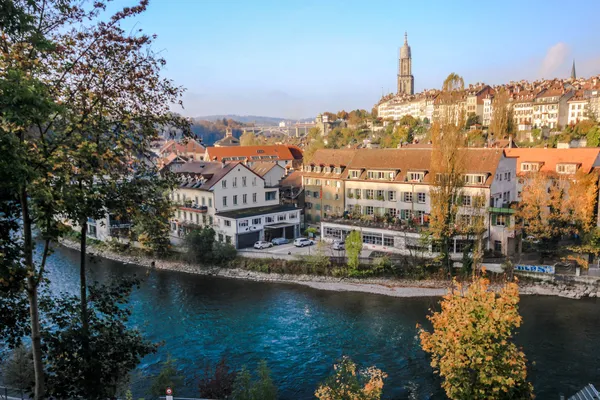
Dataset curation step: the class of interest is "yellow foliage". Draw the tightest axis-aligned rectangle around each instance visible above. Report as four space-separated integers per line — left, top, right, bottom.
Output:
419 277 533 399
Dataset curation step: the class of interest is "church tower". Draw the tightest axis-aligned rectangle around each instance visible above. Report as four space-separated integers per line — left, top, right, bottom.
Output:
397 32 414 95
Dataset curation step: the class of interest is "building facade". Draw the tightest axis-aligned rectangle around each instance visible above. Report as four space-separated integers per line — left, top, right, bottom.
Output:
170 161 298 248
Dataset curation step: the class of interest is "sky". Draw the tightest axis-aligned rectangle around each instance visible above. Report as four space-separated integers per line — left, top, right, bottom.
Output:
110 0 600 119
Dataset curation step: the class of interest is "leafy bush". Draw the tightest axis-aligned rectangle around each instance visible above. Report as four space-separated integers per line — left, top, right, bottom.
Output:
184 227 237 266
315 356 387 400
149 356 183 398
1 344 35 391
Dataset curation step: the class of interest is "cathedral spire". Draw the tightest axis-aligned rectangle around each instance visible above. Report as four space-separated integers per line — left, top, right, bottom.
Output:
404 31 408 45
571 60 576 80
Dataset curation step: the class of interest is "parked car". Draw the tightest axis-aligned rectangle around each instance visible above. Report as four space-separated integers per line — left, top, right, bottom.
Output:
332 240 345 251
271 237 289 245
294 238 314 247
254 241 273 249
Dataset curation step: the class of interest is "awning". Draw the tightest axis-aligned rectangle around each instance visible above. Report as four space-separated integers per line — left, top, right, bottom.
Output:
264 222 297 229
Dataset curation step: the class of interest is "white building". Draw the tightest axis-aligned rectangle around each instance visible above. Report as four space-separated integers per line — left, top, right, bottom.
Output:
315 148 518 256
567 91 590 125
171 161 300 248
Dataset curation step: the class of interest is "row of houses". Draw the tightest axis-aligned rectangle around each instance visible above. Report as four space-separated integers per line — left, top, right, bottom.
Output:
300 147 600 257
378 76 600 131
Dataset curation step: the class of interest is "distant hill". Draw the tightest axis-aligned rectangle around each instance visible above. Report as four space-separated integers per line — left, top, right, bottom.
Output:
194 115 313 125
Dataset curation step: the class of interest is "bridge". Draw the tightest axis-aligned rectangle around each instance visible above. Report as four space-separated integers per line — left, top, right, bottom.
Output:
243 122 317 137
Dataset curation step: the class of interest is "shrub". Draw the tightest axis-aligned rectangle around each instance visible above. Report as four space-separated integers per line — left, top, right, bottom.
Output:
315 356 387 400
1 345 35 391
198 356 237 399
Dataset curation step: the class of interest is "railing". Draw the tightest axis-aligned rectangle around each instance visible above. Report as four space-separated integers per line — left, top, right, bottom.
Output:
179 205 208 213
322 216 429 233
0 386 28 400
489 207 515 214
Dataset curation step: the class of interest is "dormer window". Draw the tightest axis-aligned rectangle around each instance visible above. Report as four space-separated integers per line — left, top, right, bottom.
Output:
521 162 542 172
556 163 578 174
334 167 342 174
407 172 425 182
464 174 486 185
304 165 311 172
349 170 361 179
313 166 321 173
323 166 331 173
367 170 395 180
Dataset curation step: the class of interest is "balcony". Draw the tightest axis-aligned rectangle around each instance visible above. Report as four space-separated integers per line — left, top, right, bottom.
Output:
180 204 208 213
323 214 430 233
489 207 515 214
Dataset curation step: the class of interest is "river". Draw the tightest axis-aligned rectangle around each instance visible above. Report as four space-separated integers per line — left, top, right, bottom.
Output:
42 245 600 399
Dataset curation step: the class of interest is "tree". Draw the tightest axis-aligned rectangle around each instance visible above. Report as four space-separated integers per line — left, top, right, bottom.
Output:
240 131 260 146
314 356 387 400
150 356 184 399
42 278 157 399
303 135 325 163
465 113 480 129
419 276 533 399
1 345 35 391
346 230 362 270
1 1 187 397
489 88 513 139
231 361 277 400
198 356 237 399
430 73 467 274
184 226 237 265
586 126 600 147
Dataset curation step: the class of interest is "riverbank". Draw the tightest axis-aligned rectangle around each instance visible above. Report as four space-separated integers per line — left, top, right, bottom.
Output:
59 239 600 299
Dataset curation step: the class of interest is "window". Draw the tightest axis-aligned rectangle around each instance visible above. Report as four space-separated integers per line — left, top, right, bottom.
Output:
233 177 237 188
233 195 239 205
252 217 261 225
209 216 213 225
202 197 206 206
354 188 361 198
202 215 207 224
278 214 287 221
388 191 396 201
464 174 485 185
253 193 257 203
226 236 231 244
403 192 413 202
224 220 231 227
383 236 394 247
502 191 509 203
334 167 342 174
195 214 199 224
521 163 540 172
218 234 224 242
177 210 181 219
265 216 274 223
362 233 382 245
304 165 311 172
495 214 509 226
350 170 360 179
386 208 398 216
288 212 296 219
325 180 331 186
417 192 426 203
557 164 577 174
314 179 320 185
252 177 257 186
408 172 424 182
184 211 187 221
324 204 332 212
222 196 227 207
365 189 374 199
209 198 212 208
242 177 247 186
376 190 385 200
462 195 472 206
239 220 248 227
87 224 97 237
265 191 277 201
222 180 227 188
400 209 412 220
243 194 247 204
494 240 502 253
365 206 374 215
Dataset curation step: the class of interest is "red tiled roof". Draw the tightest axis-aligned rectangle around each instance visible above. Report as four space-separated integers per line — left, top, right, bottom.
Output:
205 145 301 162
505 148 600 175
280 171 303 188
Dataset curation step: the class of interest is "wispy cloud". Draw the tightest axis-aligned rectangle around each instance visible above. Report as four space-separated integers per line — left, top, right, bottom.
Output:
539 42 570 78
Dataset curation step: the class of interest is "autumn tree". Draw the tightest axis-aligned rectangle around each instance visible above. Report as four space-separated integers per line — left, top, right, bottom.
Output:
315 356 387 400
429 73 467 274
303 135 325 163
240 130 260 146
419 276 533 399
489 88 514 139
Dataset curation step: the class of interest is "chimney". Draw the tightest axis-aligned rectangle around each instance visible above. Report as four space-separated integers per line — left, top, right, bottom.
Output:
508 134 513 148
226 128 233 137
221 159 226 168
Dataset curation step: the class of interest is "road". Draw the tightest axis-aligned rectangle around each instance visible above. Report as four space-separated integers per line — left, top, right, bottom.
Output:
238 241 372 259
